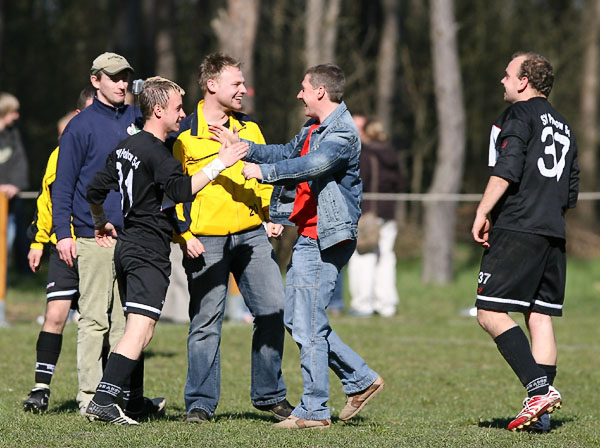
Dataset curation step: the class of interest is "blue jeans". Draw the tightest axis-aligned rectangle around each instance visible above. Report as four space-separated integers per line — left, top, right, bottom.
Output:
183 226 287 415
286 236 379 420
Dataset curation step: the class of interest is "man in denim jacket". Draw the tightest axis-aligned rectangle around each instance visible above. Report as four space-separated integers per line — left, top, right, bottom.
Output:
215 64 384 429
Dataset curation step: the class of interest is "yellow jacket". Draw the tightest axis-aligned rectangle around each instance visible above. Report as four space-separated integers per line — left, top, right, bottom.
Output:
27 147 76 249
173 101 272 239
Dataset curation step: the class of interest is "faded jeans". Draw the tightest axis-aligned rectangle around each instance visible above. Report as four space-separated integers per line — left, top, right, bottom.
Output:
286 235 379 420
183 226 286 415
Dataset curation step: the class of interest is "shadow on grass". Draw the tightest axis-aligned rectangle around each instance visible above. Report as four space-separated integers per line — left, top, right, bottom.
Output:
477 416 571 431
53 399 79 413
144 349 177 359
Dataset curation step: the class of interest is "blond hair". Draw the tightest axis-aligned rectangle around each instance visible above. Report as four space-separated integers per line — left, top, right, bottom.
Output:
139 76 185 120
0 92 20 118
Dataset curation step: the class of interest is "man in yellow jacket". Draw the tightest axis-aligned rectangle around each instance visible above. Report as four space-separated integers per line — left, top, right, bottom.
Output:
23 87 94 412
172 53 291 423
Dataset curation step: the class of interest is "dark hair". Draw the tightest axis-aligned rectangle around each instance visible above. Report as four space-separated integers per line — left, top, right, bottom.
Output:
512 52 554 97
198 53 241 95
305 64 345 103
76 85 96 110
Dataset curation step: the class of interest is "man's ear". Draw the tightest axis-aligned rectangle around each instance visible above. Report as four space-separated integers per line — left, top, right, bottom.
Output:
518 76 529 93
153 104 163 118
316 85 326 100
206 78 217 94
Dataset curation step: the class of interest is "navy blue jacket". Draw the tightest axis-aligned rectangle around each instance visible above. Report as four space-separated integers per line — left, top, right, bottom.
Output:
52 97 142 240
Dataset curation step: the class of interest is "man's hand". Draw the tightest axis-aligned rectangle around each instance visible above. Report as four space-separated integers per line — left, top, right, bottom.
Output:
218 141 248 167
185 238 206 258
27 248 43 273
209 124 240 145
242 163 263 181
266 222 284 238
94 222 118 248
0 184 20 199
56 237 77 267
472 213 491 248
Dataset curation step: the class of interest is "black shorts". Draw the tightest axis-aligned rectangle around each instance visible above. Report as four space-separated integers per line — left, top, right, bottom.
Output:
475 228 566 317
46 245 79 310
114 240 171 321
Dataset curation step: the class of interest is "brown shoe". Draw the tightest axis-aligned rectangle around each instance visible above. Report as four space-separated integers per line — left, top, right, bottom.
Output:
339 375 384 421
273 415 331 429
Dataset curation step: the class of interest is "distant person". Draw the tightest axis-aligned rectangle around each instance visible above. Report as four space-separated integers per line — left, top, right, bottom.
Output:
85 76 248 425
52 52 141 416
171 53 291 424
22 86 94 413
471 52 578 432
217 63 385 429
348 117 401 317
0 92 29 286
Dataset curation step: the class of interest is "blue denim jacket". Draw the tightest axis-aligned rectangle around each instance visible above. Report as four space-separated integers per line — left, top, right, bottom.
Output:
244 102 362 250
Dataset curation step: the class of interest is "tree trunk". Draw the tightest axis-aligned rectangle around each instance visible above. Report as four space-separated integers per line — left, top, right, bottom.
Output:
577 0 600 225
305 0 341 67
422 0 466 284
155 0 176 80
212 0 260 114
375 0 399 135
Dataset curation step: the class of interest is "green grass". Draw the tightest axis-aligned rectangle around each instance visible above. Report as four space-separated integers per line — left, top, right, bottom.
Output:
1 246 599 447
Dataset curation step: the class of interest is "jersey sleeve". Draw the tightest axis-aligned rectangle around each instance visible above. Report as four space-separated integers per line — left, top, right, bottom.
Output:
172 138 193 238
491 118 531 183
154 152 194 204
27 149 58 248
53 128 84 240
86 152 120 205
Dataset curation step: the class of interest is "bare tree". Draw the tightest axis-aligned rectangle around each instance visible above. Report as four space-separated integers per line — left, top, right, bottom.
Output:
305 0 341 67
577 0 600 225
422 0 466 284
155 0 176 80
212 0 260 113
375 0 399 135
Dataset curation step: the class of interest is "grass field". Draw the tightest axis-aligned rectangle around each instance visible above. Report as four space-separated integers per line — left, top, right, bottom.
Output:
1 246 599 447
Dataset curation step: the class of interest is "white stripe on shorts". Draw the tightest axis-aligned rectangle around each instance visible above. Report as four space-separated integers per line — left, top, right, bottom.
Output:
47 289 78 299
476 295 531 308
124 302 162 316
534 299 563 310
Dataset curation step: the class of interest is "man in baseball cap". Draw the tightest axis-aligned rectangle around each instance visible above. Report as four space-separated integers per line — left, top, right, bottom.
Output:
91 52 133 76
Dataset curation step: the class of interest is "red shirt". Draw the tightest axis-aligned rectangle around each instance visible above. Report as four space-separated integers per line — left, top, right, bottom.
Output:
288 124 320 239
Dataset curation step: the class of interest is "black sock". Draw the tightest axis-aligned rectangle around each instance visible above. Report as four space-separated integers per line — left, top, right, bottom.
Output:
34 331 62 386
93 353 139 406
494 326 549 397
122 354 144 413
538 364 557 386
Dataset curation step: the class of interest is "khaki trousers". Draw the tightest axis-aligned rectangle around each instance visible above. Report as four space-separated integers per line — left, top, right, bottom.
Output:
75 238 125 412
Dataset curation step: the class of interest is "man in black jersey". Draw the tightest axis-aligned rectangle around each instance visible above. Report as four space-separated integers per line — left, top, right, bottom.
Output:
471 52 579 432
84 77 248 425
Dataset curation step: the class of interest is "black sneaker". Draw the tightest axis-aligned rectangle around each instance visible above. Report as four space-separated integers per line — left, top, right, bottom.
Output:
254 399 294 421
23 387 50 413
125 397 166 421
86 400 139 425
184 408 211 423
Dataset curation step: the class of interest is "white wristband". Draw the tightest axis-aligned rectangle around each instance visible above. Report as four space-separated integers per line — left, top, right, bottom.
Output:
202 158 227 181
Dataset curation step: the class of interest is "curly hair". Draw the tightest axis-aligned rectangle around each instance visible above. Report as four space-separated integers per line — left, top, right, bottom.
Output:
512 52 554 97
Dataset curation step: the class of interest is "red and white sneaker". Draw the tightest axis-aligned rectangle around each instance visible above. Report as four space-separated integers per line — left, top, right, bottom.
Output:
507 386 562 432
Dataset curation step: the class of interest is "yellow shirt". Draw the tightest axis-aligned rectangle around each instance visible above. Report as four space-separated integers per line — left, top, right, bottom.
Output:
173 101 273 239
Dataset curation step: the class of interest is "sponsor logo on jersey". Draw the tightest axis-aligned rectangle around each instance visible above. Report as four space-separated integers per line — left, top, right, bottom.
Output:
127 123 141 136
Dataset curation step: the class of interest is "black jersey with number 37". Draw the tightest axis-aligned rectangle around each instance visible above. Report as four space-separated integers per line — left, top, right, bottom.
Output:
87 130 194 254
487 97 579 239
